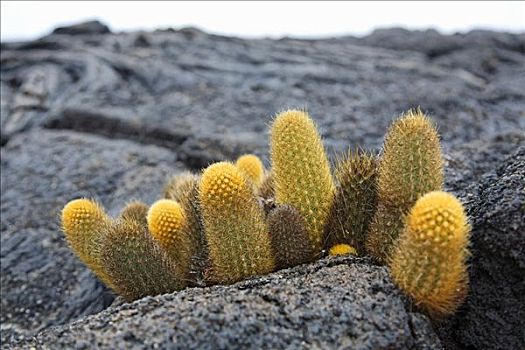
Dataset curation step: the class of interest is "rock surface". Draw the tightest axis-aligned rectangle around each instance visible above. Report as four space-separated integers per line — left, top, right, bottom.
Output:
1 21 524 349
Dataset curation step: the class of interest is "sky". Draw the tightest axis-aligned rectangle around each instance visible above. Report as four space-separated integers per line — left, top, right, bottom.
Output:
1 1 524 42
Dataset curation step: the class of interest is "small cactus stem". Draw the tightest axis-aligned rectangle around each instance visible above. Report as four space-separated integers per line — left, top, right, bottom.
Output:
61 198 114 287
119 200 148 226
163 172 208 286
329 244 357 257
366 108 444 263
324 149 378 254
102 216 186 302
199 162 275 284
147 199 193 279
389 191 470 317
268 204 313 270
235 154 265 190
270 109 335 255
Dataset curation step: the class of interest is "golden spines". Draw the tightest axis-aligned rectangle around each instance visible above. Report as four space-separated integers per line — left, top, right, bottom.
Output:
147 199 192 278
199 162 274 284
389 191 470 317
235 154 265 189
270 109 335 254
61 198 114 286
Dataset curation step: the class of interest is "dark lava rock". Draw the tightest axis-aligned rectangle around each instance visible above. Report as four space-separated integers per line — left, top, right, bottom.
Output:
1 23 524 349
11 257 442 350
0 130 183 344
439 141 525 350
51 20 111 36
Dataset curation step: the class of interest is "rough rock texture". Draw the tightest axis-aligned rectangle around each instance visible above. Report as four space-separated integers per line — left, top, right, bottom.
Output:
1 21 524 349
10 257 443 350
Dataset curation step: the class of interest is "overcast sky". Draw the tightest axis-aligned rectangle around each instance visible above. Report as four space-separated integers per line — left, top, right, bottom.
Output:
1 1 524 42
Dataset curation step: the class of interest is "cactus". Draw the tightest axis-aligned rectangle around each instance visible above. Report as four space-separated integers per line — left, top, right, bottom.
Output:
199 162 274 284
389 191 470 317
101 216 185 301
61 198 114 287
270 109 335 254
119 200 148 226
329 244 357 257
147 199 193 279
267 204 313 269
258 171 275 200
235 154 265 190
366 109 444 263
163 172 207 286
324 150 378 254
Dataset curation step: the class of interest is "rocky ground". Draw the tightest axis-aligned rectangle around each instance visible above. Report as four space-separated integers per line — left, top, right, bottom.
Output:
1 21 524 349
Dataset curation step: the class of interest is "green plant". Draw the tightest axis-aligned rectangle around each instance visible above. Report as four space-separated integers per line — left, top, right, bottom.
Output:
366 109 444 263
164 172 207 285
199 162 275 284
324 150 378 254
270 109 335 255
119 200 148 225
389 191 470 317
267 204 313 269
101 215 185 301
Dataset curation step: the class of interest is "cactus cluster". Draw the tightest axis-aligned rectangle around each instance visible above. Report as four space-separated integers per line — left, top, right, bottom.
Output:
61 107 470 317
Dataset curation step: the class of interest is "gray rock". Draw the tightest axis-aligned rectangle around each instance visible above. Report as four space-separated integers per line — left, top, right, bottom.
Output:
0 130 184 344
439 142 525 350
9 257 442 350
51 20 111 36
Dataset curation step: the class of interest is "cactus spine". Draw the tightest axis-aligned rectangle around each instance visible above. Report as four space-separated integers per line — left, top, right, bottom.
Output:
325 150 378 254
389 191 470 317
61 199 114 287
101 216 185 302
267 204 313 270
199 162 274 284
270 109 335 255
235 154 265 190
147 199 193 279
366 109 444 263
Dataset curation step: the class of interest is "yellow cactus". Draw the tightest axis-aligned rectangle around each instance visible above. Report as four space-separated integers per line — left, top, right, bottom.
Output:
390 191 470 317
61 198 114 287
270 109 335 254
329 244 357 257
147 199 192 277
235 154 265 189
367 109 444 263
199 162 274 284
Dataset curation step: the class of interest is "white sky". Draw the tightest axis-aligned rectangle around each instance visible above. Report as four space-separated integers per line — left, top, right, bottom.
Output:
1 1 524 42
